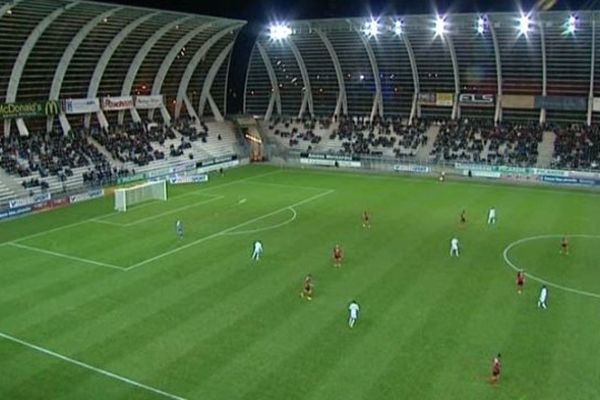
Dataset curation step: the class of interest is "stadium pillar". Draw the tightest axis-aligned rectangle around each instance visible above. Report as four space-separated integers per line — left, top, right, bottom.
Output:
314 29 347 117
4 2 74 136
175 24 245 120
199 42 235 120
286 38 314 118
47 7 121 133
488 17 503 125
85 13 158 129
149 21 215 121
402 34 420 125
539 20 547 125
588 18 596 126
446 35 461 120
255 41 282 121
357 31 384 122
118 16 193 126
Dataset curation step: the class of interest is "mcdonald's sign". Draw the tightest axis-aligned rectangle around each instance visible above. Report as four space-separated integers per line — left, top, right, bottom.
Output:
0 100 61 119
44 100 60 116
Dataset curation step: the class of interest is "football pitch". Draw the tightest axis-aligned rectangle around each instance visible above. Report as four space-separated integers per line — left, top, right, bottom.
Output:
1 164 600 400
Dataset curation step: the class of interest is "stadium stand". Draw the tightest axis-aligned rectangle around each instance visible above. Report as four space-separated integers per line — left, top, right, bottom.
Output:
244 12 600 171
0 0 246 202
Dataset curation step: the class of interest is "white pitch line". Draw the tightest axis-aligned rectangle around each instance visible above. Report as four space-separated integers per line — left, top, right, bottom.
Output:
8 243 126 271
223 207 297 236
0 331 187 400
125 189 334 271
502 234 600 299
2 169 284 246
94 195 225 227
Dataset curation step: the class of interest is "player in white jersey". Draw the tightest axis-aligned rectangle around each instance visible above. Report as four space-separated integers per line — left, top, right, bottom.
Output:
450 237 460 257
537 285 548 309
487 207 497 224
176 220 184 239
251 240 263 261
348 300 360 328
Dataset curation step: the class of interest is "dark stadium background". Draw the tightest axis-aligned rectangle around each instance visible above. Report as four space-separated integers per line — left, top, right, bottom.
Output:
102 0 592 113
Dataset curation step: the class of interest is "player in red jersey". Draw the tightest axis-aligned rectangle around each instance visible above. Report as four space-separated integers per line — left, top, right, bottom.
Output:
491 354 502 384
300 274 313 300
516 270 525 294
460 209 467 225
333 244 343 268
560 236 569 255
362 211 371 228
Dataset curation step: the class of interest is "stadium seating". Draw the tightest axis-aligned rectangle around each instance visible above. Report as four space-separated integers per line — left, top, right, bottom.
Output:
551 125 600 170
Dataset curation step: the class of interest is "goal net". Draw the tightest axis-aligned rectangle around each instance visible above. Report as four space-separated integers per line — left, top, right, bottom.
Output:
114 180 167 212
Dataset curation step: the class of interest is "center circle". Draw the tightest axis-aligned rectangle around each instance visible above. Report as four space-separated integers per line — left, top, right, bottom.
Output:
503 234 600 299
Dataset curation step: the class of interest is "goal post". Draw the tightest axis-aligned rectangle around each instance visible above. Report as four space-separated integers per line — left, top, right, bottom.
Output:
114 180 167 212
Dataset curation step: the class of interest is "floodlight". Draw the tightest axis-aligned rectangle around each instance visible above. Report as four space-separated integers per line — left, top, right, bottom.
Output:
269 23 292 40
394 20 403 35
359 74 365 81
565 14 578 34
518 14 531 35
435 16 446 36
364 19 379 37
477 16 486 34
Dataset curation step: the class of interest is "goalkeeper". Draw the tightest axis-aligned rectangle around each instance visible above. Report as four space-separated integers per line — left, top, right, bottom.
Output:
176 220 184 239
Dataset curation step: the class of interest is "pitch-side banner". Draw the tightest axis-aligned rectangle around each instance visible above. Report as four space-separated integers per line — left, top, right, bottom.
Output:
0 101 60 119
459 93 495 107
436 92 454 107
418 93 436 105
101 96 134 111
63 98 100 114
502 95 535 109
135 95 163 110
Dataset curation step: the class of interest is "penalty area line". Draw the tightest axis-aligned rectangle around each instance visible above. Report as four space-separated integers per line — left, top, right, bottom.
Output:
0 331 187 400
125 189 335 271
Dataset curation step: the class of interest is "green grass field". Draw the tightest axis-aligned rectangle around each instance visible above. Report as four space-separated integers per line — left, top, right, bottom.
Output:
1 165 600 400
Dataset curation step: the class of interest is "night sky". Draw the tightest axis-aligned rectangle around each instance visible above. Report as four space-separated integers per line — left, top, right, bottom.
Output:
102 0 599 112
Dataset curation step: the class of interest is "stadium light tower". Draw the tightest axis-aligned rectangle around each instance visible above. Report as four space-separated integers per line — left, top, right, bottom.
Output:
518 13 532 36
435 15 447 36
269 23 292 40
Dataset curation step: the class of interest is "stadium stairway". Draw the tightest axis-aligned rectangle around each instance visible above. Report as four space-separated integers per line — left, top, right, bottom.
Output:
0 169 21 203
536 130 556 167
416 124 441 162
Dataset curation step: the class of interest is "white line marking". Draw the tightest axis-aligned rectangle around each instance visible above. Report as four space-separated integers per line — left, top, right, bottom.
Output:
2 169 283 245
8 243 126 271
93 195 225 227
223 207 297 236
0 331 187 400
502 234 600 299
244 181 330 191
125 189 334 271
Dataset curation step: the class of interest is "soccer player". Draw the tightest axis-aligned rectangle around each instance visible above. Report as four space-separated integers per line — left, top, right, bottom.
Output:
460 209 467 225
176 220 184 239
362 210 371 229
491 354 502 384
348 300 360 328
487 207 496 225
537 285 548 309
300 274 313 300
516 270 525 294
251 240 263 261
450 237 460 257
560 236 569 255
333 244 343 268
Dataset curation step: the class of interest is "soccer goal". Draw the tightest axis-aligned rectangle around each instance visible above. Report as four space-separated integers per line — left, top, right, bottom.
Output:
114 180 167 212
